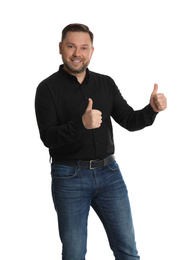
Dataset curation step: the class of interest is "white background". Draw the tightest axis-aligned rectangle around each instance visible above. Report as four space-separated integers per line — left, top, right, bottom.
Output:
1 0 191 259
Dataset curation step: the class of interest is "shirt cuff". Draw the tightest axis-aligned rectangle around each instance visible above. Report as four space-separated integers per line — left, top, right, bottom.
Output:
147 103 158 115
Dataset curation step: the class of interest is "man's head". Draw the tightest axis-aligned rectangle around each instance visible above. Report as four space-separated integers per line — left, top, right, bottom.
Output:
59 23 94 77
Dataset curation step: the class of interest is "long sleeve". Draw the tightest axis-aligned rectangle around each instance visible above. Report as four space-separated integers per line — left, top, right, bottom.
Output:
111 82 158 131
35 82 85 149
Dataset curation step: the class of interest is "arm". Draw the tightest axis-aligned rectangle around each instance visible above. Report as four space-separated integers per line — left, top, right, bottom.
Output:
111 83 166 131
35 83 85 149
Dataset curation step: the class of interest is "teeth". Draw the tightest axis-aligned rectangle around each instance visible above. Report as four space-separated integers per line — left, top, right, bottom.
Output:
73 60 81 63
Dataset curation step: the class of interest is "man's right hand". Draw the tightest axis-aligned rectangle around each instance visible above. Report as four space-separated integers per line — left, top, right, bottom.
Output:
82 98 102 129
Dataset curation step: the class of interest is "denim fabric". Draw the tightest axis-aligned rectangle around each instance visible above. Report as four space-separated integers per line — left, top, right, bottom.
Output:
51 161 140 260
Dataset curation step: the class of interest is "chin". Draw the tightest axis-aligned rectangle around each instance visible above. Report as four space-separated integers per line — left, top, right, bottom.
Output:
69 65 87 74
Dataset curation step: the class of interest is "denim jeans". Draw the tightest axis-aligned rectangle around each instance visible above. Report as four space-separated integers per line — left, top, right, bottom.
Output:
51 160 140 260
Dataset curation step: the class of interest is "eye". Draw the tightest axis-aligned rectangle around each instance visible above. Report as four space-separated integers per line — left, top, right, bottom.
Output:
68 45 74 49
82 46 89 51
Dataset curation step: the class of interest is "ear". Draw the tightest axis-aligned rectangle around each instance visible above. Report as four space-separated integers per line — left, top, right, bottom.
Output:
90 46 94 58
59 42 62 54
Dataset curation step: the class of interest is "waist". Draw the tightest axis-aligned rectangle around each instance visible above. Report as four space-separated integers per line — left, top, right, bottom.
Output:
52 155 115 169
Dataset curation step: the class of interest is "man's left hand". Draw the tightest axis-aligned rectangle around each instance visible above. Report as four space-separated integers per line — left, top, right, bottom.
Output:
150 84 167 112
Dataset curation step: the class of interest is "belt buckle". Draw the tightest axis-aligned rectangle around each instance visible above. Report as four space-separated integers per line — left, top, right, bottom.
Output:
89 159 99 169
89 160 94 169
89 159 104 169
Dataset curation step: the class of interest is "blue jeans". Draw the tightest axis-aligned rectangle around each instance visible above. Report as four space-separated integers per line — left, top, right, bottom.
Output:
51 160 140 260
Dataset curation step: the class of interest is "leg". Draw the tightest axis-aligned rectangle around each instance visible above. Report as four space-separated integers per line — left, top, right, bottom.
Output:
91 161 140 260
51 164 92 260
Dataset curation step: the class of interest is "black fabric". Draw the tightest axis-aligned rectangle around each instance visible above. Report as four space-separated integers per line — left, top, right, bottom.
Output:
35 65 157 161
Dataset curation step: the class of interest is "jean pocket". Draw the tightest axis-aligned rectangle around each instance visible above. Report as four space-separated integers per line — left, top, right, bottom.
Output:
51 164 77 179
107 161 119 171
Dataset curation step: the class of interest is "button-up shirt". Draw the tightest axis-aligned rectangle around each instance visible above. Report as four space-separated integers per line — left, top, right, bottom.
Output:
35 65 157 161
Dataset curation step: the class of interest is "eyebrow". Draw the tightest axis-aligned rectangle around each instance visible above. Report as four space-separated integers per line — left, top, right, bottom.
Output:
66 42 90 47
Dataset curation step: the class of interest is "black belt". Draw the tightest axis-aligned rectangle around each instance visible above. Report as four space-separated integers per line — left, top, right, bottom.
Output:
52 155 115 169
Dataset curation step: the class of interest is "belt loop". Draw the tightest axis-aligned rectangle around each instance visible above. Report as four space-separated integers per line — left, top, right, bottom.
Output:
77 160 81 170
104 158 106 167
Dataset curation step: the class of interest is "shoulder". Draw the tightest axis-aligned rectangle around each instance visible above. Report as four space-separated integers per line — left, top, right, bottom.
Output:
89 70 115 85
36 67 68 95
38 71 62 87
89 70 111 79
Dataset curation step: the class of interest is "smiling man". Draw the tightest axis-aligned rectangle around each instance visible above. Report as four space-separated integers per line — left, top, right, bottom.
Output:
35 23 167 260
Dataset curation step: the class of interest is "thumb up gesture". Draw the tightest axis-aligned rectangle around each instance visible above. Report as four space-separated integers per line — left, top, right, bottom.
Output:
82 98 102 129
150 84 167 112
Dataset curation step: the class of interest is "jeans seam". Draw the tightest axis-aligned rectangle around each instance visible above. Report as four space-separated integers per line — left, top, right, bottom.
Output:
92 199 122 260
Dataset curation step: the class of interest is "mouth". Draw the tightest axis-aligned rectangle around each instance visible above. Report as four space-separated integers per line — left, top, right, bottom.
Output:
71 59 82 64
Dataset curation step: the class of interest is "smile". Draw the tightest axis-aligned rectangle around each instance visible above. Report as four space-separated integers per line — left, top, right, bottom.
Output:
71 59 82 63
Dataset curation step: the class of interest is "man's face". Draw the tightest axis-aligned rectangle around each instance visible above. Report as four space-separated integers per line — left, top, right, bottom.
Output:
59 31 94 75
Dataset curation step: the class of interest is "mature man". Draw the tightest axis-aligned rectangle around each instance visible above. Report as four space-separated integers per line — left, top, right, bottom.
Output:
35 23 167 260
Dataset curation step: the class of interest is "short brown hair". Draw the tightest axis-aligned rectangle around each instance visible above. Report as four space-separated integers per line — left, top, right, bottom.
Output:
61 23 94 44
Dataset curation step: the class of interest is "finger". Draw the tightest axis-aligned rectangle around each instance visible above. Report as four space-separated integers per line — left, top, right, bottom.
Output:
152 83 158 96
154 94 166 104
92 110 102 116
86 98 93 111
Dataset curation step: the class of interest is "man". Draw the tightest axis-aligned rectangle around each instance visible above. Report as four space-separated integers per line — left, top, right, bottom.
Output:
35 23 167 260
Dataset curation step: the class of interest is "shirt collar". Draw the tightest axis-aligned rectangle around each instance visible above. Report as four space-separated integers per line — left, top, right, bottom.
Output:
59 64 90 84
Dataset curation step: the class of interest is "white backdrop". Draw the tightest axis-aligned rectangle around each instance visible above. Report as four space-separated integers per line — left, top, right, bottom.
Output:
1 0 191 259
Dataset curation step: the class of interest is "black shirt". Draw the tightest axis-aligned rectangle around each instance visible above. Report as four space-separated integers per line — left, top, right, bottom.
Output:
35 65 157 161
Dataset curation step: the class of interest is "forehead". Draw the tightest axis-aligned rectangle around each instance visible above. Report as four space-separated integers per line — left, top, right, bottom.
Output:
63 31 92 45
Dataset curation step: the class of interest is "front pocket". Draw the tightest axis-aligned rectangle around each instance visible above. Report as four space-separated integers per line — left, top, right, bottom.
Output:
107 161 119 171
51 164 77 179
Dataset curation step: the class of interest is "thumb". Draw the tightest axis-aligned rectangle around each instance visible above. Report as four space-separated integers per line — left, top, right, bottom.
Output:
152 83 158 96
86 98 93 111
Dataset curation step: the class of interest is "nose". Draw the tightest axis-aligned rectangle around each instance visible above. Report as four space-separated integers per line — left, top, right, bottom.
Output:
73 47 81 57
